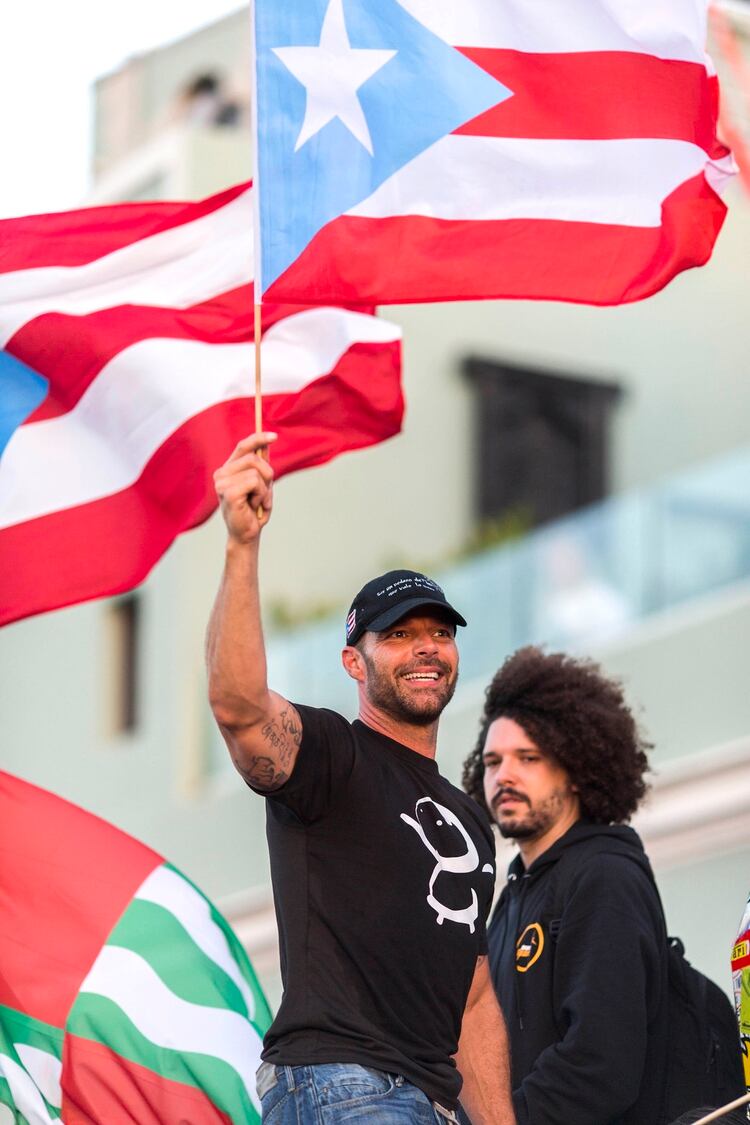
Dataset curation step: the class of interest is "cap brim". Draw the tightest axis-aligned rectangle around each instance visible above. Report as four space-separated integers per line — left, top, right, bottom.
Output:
365 596 467 636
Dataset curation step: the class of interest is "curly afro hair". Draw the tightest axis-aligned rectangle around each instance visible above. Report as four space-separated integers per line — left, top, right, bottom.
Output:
462 646 651 825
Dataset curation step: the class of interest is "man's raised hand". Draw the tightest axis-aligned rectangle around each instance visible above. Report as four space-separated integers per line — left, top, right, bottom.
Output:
213 432 277 544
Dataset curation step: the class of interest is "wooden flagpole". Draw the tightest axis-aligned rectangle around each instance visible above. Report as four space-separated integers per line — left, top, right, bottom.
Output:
254 300 263 436
249 0 267 523
690 1092 750 1124
254 301 266 524
250 0 264 444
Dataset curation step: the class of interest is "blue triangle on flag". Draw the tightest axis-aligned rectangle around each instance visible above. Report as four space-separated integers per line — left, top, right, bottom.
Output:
256 0 512 290
0 351 49 458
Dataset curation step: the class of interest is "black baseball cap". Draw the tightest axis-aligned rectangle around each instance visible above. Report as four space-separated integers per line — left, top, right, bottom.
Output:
345 569 467 646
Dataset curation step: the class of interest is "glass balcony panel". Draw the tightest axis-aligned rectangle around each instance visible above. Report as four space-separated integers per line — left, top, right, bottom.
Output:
262 447 750 710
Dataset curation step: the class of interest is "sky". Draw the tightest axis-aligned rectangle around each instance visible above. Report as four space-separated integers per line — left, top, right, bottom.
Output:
0 1 244 220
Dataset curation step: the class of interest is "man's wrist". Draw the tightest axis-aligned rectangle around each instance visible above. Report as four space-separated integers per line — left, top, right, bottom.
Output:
226 532 259 554
225 535 261 570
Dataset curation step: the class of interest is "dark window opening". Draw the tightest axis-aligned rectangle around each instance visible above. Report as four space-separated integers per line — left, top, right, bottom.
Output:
463 357 623 530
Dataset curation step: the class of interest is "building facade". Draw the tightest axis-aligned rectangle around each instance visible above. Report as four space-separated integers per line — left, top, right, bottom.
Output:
2 5 749 1004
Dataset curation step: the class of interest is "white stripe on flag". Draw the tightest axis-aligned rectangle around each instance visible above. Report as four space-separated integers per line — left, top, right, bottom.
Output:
397 0 709 63
135 866 257 1022
0 307 401 529
0 1054 58 1125
0 190 253 348
12 1046 61 1111
79 945 262 1113
705 152 738 195
347 136 712 226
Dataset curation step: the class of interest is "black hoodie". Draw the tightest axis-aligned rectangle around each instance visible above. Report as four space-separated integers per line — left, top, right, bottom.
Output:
488 821 669 1125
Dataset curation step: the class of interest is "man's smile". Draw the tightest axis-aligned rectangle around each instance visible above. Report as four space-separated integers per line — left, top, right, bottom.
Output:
399 661 452 687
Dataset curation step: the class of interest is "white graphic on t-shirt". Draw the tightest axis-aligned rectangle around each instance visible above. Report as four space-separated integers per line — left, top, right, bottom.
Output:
400 798 492 933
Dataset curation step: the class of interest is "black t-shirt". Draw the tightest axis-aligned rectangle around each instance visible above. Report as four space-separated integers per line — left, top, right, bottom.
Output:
256 705 496 1109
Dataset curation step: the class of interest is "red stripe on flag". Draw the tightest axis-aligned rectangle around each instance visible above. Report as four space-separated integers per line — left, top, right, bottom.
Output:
7 288 376 424
455 50 724 154
62 1034 233 1125
0 183 248 273
0 772 161 1027
266 172 726 306
0 343 402 626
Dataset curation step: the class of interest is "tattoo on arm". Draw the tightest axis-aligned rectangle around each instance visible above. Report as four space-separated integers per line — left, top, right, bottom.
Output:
260 706 302 767
243 755 288 790
280 706 302 739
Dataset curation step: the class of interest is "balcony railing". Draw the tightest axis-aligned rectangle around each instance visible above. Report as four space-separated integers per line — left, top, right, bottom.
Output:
265 446 750 715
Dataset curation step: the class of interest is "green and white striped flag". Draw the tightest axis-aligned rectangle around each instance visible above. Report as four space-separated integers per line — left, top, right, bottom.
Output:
0 770 272 1123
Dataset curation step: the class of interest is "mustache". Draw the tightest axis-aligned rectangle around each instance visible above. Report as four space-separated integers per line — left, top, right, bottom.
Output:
492 788 529 809
399 659 452 676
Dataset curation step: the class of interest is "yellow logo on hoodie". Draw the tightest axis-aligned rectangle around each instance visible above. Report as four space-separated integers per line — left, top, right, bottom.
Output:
516 923 544 972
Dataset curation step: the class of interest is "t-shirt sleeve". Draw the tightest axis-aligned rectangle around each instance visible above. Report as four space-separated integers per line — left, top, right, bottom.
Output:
257 704 357 824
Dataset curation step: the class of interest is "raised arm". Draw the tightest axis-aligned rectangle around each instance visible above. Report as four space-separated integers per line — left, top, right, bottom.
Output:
456 956 516 1125
206 433 303 790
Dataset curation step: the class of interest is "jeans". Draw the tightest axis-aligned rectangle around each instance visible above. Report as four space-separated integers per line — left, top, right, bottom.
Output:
256 1061 461 1123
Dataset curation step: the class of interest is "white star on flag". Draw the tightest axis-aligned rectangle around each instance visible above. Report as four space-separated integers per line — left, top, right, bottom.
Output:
273 0 396 155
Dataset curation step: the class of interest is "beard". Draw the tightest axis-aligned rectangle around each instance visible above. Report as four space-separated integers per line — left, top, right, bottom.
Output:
494 788 571 840
361 652 457 726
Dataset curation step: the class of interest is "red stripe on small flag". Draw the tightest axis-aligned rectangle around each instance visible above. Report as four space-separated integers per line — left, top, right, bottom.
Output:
267 172 726 307
0 772 161 1027
62 1034 233 1125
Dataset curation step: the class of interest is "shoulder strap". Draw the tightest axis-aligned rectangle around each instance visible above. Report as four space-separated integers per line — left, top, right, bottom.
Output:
546 847 588 937
545 842 667 940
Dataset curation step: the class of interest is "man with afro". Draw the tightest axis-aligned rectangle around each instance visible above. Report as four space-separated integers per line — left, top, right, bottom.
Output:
462 646 668 1125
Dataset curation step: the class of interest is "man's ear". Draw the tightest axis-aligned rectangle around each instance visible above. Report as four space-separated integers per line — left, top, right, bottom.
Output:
341 645 365 683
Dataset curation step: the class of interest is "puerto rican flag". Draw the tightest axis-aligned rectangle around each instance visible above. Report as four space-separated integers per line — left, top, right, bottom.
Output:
0 184 403 627
254 0 734 306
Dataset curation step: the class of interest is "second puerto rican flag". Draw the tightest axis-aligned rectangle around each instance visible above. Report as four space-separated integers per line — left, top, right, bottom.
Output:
0 184 403 627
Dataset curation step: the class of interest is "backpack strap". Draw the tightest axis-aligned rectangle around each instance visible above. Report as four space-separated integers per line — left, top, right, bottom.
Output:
545 847 581 939
543 841 668 942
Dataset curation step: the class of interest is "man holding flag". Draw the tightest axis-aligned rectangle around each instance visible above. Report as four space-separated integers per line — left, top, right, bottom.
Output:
206 434 515 1124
